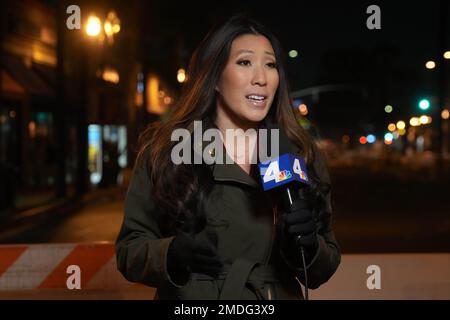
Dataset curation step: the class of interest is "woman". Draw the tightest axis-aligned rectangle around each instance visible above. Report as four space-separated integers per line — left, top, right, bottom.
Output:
115 14 341 300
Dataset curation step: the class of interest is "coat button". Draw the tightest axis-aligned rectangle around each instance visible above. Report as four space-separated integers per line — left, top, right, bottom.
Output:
208 148 215 157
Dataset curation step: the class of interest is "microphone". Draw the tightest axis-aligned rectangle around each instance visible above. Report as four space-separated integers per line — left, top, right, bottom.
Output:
257 124 311 300
258 126 310 206
259 153 309 210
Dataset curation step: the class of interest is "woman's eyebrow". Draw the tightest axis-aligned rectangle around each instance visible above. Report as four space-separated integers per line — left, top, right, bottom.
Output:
235 49 275 57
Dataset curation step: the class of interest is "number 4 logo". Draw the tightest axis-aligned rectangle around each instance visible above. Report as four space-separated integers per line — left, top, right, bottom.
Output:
293 158 307 181
263 158 308 184
263 161 280 183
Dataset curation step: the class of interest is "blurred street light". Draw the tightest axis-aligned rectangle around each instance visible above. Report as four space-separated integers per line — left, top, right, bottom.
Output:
420 115 432 125
359 136 367 145
164 96 172 105
388 123 396 132
85 11 120 43
444 51 450 59
419 115 427 124
288 50 298 58
442 109 449 119
396 120 406 130
104 21 113 36
384 132 393 142
419 98 431 110
425 60 436 69
102 67 120 84
298 103 308 116
410 117 420 126
177 68 186 83
366 134 376 143
86 15 102 37
104 11 121 43
384 105 393 113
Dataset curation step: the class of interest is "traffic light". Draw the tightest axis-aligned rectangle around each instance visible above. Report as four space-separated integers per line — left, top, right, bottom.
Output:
418 99 430 110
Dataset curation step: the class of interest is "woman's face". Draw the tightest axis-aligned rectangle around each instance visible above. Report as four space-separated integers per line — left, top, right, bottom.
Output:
215 34 280 127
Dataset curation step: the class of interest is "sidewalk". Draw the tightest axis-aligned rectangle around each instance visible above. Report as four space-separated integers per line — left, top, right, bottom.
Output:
0 186 126 243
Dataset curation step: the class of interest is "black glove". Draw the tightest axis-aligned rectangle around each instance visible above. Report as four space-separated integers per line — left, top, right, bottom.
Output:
282 198 319 255
167 232 224 285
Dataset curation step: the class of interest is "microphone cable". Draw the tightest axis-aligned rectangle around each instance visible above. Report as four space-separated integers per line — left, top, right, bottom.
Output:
299 244 309 300
286 187 309 301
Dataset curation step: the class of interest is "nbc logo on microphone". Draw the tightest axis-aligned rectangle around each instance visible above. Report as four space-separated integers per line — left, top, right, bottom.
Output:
277 170 292 182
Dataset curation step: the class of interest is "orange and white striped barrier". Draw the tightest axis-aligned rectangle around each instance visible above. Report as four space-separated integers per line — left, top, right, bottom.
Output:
0 242 155 299
1 243 448 299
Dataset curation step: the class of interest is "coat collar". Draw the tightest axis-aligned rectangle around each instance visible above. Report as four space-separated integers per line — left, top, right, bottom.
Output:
199 117 259 188
199 116 298 188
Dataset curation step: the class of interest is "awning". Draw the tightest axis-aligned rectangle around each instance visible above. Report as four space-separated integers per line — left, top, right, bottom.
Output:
1 54 54 97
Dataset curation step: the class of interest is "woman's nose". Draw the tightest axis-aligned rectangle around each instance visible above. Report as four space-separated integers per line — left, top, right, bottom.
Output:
251 66 267 86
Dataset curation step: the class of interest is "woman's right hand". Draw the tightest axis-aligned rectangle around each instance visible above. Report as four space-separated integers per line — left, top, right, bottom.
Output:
167 232 224 284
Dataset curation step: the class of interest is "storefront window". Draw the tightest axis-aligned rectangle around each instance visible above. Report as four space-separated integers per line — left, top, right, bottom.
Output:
88 124 127 188
88 124 102 185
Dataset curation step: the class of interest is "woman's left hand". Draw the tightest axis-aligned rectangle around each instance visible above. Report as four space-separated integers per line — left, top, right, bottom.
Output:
282 198 319 254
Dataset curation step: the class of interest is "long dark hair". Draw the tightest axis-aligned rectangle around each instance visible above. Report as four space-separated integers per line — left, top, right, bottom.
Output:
137 14 328 235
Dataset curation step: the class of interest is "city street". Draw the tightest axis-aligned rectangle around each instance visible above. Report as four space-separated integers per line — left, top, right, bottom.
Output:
2 164 449 254
330 166 450 253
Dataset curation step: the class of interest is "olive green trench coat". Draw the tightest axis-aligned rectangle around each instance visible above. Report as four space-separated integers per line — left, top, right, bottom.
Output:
115 122 341 300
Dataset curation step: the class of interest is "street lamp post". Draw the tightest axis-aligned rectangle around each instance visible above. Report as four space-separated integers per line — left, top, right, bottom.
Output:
76 44 89 195
436 0 448 175
55 2 67 198
75 12 121 195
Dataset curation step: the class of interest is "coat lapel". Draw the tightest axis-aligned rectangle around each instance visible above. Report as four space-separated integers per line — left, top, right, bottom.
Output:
200 117 259 188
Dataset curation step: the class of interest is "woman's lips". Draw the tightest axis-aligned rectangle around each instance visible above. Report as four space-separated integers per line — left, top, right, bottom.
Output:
246 96 268 107
245 94 268 107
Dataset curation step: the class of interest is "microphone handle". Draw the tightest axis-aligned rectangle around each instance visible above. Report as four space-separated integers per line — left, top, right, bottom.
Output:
283 186 300 209
283 185 310 300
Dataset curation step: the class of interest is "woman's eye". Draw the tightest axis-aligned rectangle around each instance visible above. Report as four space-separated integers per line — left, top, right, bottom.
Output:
267 62 277 69
237 60 251 66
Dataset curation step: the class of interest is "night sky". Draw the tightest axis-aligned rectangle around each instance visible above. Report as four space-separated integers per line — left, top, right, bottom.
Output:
150 0 445 87
141 0 448 138
72 0 449 139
